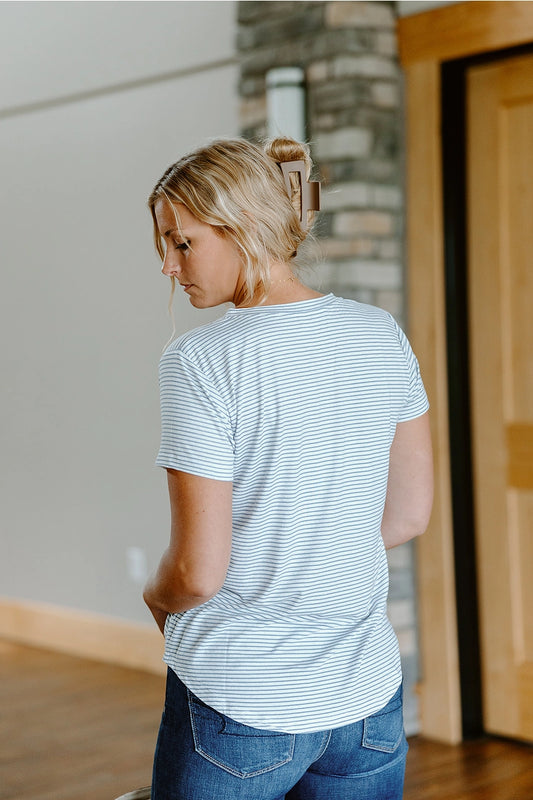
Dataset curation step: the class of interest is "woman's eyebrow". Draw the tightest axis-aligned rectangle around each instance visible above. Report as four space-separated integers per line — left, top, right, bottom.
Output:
164 227 191 240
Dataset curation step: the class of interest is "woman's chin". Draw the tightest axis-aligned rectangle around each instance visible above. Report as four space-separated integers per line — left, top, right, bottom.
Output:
188 293 227 310
188 295 213 309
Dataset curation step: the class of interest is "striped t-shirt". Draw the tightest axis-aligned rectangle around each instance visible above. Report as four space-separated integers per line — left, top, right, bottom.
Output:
156 293 428 733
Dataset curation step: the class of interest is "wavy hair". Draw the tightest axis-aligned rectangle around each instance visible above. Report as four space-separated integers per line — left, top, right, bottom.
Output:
147 137 316 307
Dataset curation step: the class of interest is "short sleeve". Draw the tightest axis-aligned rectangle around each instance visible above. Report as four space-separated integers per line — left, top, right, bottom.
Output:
155 346 234 480
392 319 430 422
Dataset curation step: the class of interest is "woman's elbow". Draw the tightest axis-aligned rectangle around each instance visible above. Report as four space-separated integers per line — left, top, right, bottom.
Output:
171 568 224 608
382 510 431 549
408 513 431 541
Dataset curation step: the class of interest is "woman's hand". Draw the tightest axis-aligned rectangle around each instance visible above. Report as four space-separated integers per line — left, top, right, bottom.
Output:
143 469 232 632
142 596 168 635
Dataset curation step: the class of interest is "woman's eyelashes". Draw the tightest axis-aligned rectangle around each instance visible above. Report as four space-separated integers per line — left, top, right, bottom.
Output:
174 239 191 252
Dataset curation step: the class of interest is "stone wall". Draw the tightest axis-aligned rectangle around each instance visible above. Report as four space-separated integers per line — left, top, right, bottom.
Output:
237 1 421 734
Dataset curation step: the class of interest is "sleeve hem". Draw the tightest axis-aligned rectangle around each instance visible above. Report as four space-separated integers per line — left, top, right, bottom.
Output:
397 402 430 424
155 460 233 482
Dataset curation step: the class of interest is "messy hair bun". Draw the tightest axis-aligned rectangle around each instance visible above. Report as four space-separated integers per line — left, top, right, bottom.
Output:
264 137 313 175
148 136 318 306
264 137 315 230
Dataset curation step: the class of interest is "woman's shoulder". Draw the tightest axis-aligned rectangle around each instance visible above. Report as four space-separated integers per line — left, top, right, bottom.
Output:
161 311 238 364
331 295 398 328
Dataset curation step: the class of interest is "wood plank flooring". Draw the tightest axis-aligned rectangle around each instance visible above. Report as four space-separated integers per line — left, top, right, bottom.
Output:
0 641 163 800
1 641 532 799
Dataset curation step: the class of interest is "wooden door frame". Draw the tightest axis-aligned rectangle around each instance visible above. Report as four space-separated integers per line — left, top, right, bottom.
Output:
397 1 533 744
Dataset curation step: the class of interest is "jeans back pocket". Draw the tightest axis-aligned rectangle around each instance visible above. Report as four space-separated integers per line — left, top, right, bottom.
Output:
187 691 295 778
362 684 405 753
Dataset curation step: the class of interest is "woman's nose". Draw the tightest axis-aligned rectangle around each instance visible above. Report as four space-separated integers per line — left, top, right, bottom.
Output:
161 254 180 277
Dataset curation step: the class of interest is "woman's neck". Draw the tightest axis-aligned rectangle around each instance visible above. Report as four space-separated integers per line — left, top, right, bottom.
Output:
242 262 324 308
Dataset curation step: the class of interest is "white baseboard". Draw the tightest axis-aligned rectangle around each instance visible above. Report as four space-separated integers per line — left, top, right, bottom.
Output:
0 597 166 675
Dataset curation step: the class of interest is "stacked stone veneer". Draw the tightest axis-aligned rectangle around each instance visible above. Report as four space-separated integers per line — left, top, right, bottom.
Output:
237 1 421 734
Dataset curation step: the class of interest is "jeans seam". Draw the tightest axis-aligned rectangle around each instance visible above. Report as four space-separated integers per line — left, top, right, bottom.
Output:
192 746 294 778
314 729 332 762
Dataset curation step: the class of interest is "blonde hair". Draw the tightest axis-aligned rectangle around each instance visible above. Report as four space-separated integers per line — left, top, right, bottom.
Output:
147 137 317 307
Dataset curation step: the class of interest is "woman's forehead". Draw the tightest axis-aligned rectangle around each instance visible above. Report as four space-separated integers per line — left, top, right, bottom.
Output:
155 198 187 235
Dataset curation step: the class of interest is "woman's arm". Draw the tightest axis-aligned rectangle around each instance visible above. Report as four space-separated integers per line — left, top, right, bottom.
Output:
143 469 232 633
381 412 433 550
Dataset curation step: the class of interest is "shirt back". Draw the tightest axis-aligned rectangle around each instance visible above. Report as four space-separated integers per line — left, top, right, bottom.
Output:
157 294 428 733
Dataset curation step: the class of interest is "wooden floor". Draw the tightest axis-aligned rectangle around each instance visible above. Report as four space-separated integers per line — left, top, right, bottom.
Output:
1 641 532 800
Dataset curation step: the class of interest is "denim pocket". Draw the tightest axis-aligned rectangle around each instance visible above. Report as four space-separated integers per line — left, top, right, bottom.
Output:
362 684 405 753
187 690 295 778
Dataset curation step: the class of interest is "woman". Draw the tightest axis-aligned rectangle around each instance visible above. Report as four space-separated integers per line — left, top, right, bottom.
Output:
143 137 433 800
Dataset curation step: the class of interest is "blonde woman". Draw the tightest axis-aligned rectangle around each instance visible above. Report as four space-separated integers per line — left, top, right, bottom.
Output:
143 137 433 800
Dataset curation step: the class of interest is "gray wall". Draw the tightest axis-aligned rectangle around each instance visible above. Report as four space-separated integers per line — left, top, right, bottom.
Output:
397 0 460 15
0 1 238 624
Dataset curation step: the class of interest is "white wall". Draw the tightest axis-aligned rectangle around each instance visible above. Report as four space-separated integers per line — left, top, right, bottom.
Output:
0 1 236 109
0 1 238 623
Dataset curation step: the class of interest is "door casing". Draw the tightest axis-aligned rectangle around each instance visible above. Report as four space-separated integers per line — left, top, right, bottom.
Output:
398 1 533 743
441 43 533 740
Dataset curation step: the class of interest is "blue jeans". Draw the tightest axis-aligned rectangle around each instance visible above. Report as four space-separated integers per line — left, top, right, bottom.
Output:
152 668 408 800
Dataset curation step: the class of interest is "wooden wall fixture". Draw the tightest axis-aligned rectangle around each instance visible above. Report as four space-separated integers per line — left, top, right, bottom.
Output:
397 1 533 743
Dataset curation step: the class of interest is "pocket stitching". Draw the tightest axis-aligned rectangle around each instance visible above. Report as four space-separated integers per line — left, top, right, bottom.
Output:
187 691 295 778
362 722 404 753
361 688 405 754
